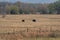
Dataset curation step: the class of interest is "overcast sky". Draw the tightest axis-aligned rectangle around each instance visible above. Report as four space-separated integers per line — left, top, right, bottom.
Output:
0 0 58 3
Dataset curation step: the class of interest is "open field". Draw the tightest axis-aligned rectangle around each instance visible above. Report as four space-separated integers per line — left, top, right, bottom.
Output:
0 14 60 40
24 37 60 40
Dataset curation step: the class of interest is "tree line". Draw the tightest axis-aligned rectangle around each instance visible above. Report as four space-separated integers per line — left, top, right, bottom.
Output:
0 0 60 14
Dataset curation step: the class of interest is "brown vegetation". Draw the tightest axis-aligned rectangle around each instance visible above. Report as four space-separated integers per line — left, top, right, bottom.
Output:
0 15 60 40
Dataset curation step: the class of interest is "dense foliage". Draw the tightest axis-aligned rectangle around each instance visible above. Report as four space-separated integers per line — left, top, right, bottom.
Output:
0 0 60 14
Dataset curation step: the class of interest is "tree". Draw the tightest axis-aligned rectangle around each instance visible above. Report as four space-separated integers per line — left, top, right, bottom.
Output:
19 9 24 14
48 0 60 14
6 5 19 14
48 3 56 14
37 4 48 14
55 0 60 14
24 10 30 14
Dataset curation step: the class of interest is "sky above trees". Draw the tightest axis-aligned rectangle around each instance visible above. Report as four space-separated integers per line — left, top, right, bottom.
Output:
0 0 58 3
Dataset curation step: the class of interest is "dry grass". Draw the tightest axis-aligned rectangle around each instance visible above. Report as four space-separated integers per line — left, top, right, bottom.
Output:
0 14 60 40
